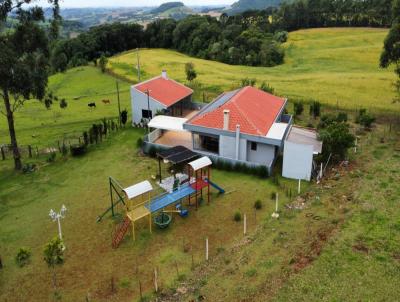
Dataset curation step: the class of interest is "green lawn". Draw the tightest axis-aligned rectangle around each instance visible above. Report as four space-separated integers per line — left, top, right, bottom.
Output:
109 28 397 113
0 66 132 148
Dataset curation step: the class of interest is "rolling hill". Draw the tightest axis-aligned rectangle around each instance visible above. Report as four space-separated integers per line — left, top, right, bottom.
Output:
152 1 194 19
108 28 397 113
226 0 286 15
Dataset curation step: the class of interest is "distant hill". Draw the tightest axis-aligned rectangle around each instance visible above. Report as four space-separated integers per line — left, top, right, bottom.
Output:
151 2 185 14
154 2 194 20
226 0 284 15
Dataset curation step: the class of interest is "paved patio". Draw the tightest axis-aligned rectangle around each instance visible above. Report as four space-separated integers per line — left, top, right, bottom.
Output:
154 130 193 149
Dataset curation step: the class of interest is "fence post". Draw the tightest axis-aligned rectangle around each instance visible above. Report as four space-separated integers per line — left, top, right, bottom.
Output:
1 147 5 160
243 214 247 235
205 237 209 261
28 145 32 158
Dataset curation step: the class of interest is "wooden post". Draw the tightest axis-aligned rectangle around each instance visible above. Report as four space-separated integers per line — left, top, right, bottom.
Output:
0 255 3 269
1 147 5 160
243 214 247 235
275 193 279 212
116 81 122 127
174 260 179 277
111 277 115 294
205 237 209 261
354 137 358 153
28 145 32 158
298 179 301 195
154 268 158 293
191 253 194 270
139 280 143 300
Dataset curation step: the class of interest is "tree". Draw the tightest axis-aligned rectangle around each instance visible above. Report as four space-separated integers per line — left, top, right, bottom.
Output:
185 62 197 82
293 102 304 116
99 54 108 73
43 237 65 290
318 122 355 161
380 21 400 102
0 0 60 170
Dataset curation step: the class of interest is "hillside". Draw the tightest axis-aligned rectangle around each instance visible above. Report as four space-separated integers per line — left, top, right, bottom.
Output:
226 0 284 15
109 28 397 113
158 3 194 19
151 2 184 14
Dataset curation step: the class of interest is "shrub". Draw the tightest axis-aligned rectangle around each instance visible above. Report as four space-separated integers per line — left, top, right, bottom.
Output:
136 137 143 149
254 200 262 210
83 131 89 146
359 113 375 128
70 144 86 156
46 152 57 163
61 142 68 156
259 81 275 94
147 145 158 158
293 102 304 116
274 31 288 43
318 122 355 161
241 77 256 87
271 192 277 200
15 248 31 267
120 109 128 126
337 112 348 122
233 211 242 222
309 101 321 118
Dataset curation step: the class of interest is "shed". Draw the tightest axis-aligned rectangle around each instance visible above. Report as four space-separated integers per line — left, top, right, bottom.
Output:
282 126 322 181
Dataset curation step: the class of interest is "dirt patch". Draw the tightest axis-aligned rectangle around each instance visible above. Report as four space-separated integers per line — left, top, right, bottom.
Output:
291 226 337 272
353 242 369 254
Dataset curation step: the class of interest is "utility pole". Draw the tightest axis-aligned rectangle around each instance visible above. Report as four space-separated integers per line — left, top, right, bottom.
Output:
136 48 141 82
116 80 121 127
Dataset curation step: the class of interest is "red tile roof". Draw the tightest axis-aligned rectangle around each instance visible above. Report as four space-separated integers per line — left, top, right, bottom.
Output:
188 86 286 136
134 76 193 107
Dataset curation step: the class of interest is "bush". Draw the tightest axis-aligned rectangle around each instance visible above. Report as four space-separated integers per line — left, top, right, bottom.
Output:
337 112 348 122
309 101 321 118
254 200 262 210
15 248 31 267
46 152 57 163
70 144 86 156
359 113 375 128
293 102 304 116
61 142 68 156
83 131 89 146
271 192 277 200
274 31 288 43
233 211 242 222
259 81 275 94
136 137 143 149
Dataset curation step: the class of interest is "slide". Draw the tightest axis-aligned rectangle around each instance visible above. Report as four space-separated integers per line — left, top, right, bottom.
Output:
205 178 225 194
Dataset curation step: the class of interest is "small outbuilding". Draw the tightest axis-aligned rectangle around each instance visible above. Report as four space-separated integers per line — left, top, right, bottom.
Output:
282 126 323 181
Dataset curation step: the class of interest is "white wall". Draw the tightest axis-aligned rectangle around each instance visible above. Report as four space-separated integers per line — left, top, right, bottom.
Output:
282 141 313 181
246 142 275 165
131 87 166 125
219 135 247 161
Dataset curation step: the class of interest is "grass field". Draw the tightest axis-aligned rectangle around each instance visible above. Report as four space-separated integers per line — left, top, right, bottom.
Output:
0 66 131 148
109 28 398 113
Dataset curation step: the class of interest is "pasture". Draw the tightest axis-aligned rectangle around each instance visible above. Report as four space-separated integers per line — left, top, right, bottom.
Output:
0 66 131 148
109 28 398 113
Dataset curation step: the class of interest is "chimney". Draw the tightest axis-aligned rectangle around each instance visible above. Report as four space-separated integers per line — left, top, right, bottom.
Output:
161 70 167 79
223 110 230 130
235 124 240 160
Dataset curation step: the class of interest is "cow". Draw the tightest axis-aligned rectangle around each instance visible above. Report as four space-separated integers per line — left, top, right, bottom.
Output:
88 102 96 108
102 99 111 104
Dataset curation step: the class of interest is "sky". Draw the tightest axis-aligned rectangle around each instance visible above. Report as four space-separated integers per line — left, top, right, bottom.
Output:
36 0 235 8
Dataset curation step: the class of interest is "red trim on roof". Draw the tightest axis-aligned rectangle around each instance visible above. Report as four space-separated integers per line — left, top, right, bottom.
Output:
134 76 193 107
188 86 286 136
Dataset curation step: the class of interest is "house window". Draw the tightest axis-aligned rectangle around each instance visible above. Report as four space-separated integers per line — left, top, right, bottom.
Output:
142 109 152 119
193 133 219 154
251 142 257 151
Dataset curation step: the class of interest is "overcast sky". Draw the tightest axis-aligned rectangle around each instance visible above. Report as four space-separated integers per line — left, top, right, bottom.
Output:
36 0 234 7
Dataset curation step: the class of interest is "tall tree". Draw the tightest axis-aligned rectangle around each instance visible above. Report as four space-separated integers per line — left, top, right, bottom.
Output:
380 0 400 102
0 0 60 170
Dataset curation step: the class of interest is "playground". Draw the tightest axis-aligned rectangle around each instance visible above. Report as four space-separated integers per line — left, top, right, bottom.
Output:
0 128 305 301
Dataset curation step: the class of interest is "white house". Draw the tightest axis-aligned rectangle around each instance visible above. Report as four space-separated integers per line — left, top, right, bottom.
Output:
130 70 193 125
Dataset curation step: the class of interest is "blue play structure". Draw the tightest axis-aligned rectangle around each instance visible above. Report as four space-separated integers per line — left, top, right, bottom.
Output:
146 183 195 213
205 178 225 194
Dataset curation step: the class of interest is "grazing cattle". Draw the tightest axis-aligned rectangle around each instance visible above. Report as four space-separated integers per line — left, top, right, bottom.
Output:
102 99 111 104
88 102 96 108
